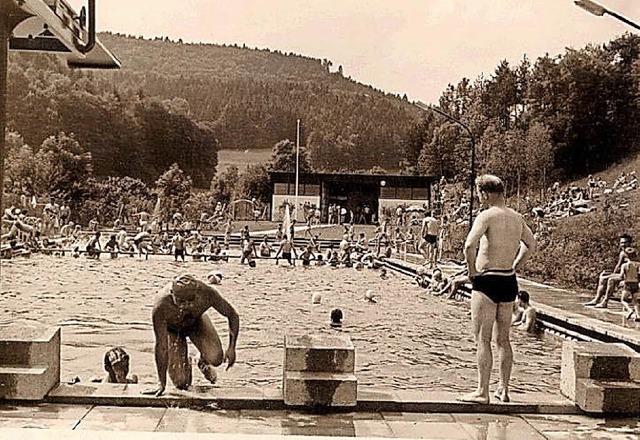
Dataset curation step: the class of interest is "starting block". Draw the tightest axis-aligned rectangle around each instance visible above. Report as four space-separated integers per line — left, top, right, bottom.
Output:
561 340 640 414
283 334 357 407
0 326 61 400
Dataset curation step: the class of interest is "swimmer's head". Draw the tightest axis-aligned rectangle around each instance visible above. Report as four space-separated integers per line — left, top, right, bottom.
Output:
171 274 199 305
249 260 257 268
517 290 530 304
312 292 322 304
104 347 130 383
364 290 378 303
475 174 505 195
206 271 223 285
330 308 343 324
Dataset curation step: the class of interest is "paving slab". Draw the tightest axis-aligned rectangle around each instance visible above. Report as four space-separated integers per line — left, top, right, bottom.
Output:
75 405 167 432
522 413 640 440
0 403 91 430
452 414 547 440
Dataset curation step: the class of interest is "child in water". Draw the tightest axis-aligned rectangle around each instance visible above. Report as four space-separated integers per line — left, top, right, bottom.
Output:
91 347 138 384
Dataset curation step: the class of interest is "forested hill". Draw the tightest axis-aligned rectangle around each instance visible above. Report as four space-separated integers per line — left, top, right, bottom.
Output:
7 31 640 194
98 32 421 166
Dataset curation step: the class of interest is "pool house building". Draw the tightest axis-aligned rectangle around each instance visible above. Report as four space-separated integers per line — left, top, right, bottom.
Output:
268 171 439 223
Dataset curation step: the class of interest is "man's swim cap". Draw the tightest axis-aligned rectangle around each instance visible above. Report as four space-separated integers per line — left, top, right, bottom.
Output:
312 292 322 304
172 273 199 293
249 260 257 268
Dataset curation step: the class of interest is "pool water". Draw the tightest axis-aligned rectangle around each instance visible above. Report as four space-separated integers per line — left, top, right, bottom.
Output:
0 255 562 395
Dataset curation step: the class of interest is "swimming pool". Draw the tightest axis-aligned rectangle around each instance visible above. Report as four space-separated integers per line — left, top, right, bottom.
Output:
0 255 562 396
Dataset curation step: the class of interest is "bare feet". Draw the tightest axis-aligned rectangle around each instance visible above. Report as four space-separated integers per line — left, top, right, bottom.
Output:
198 359 218 384
457 392 489 404
494 388 510 403
584 300 598 306
594 302 608 309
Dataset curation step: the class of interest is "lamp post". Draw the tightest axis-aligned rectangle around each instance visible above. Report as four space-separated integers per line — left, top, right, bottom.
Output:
574 0 640 30
414 101 476 231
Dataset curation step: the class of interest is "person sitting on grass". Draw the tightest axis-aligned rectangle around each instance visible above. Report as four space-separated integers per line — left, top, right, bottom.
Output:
512 290 537 333
620 247 639 320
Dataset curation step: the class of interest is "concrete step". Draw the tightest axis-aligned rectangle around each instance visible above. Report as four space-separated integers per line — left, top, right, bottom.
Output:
575 378 640 414
284 334 355 373
561 341 640 401
283 371 357 407
0 327 60 368
0 365 57 400
0 326 61 400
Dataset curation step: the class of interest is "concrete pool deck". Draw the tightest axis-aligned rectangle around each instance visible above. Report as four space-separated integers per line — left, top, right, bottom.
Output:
2 402 640 439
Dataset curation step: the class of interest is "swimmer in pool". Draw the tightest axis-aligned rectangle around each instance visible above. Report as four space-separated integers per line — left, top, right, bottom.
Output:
512 290 537 333
144 274 239 397
460 174 536 405
102 347 138 383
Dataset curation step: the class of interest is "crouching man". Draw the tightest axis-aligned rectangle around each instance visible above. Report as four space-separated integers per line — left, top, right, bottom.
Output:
144 274 239 396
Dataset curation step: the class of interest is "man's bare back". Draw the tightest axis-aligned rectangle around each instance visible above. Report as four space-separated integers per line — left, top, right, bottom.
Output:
468 206 532 274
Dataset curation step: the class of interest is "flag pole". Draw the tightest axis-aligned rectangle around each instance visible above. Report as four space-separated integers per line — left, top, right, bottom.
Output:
295 119 300 221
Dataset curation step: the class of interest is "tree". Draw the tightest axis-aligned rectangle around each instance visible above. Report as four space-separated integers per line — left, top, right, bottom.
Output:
268 139 312 173
237 165 271 203
32 132 93 201
210 166 240 206
154 163 193 221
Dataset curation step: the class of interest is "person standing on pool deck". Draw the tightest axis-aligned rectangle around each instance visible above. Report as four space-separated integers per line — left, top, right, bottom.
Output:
144 274 239 397
460 174 536 404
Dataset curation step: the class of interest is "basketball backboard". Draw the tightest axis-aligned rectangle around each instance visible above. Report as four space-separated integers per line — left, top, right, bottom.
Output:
7 0 120 69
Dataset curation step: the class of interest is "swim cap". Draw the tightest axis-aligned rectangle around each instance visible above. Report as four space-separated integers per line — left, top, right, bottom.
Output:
172 274 199 293
312 292 322 304
249 260 257 268
206 271 223 285
365 290 378 303
330 308 343 323
104 347 129 370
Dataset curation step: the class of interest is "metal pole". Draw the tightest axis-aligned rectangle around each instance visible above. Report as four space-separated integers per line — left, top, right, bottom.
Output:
415 102 476 231
0 10 9 212
605 10 640 31
295 119 300 221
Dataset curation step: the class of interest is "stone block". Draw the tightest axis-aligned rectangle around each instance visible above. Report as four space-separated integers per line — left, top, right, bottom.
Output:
0 326 60 400
575 378 640 414
560 340 640 401
284 334 355 373
283 371 357 407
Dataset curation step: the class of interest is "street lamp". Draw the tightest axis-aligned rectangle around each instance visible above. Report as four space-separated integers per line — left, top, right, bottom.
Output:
414 101 476 231
574 0 640 31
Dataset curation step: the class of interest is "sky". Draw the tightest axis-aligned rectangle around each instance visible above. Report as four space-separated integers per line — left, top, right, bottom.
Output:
66 0 637 104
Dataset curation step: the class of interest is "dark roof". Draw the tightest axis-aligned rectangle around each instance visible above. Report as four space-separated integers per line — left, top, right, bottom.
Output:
268 171 437 186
